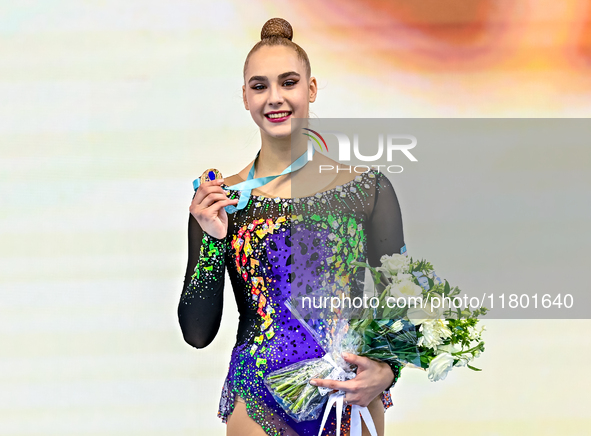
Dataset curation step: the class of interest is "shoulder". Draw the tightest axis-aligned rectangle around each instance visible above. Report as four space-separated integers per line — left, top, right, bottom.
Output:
371 170 394 188
359 169 392 190
368 170 400 206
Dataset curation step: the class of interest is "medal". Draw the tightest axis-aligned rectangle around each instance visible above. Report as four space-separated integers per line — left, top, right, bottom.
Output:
192 147 315 214
200 168 223 184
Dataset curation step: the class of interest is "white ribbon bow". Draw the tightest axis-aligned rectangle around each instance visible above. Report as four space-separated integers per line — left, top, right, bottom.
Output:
316 355 378 436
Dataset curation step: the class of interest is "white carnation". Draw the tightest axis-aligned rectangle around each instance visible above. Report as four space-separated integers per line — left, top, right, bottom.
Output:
417 319 453 350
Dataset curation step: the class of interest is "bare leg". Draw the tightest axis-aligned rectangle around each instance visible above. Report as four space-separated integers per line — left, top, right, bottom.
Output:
363 394 385 436
343 394 385 436
227 395 384 436
226 397 299 436
226 400 268 436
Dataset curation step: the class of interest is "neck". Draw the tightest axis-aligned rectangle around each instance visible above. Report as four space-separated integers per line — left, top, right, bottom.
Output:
256 130 307 177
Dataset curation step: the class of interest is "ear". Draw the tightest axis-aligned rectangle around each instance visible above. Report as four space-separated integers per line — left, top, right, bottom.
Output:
308 77 318 103
242 85 249 110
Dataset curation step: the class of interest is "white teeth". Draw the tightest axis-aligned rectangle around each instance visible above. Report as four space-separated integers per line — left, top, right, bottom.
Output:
267 112 290 119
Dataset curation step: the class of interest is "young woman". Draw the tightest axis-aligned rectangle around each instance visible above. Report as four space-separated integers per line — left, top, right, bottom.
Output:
178 18 405 436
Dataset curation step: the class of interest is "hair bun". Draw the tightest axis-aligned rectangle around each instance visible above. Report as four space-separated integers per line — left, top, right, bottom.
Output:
261 18 293 41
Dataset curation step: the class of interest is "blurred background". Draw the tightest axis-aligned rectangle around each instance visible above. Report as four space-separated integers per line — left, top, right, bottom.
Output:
1 1 590 435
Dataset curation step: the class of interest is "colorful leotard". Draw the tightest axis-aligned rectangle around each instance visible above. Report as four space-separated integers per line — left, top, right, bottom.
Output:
178 169 405 435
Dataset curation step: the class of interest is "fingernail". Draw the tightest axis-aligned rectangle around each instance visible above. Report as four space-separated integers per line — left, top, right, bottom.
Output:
309 380 318 386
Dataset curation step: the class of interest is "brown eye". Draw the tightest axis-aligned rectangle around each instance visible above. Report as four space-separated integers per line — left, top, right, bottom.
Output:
283 80 297 87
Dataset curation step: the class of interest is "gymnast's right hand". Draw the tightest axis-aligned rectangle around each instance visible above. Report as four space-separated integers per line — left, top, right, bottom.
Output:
190 178 239 240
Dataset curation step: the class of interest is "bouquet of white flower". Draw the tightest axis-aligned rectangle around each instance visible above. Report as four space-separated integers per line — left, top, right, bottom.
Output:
353 254 488 381
264 253 487 428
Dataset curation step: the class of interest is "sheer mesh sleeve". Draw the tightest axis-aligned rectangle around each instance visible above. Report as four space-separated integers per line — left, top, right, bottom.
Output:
177 213 227 349
366 172 406 267
365 171 406 393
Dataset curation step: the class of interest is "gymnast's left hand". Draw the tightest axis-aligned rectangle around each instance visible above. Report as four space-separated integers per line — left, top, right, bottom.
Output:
309 352 395 408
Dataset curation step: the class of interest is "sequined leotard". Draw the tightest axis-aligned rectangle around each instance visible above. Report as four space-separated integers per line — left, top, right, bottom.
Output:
178 169 405 436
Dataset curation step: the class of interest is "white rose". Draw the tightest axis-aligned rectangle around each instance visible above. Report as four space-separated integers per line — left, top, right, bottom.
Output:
428 352 455 382
378 254 410 277
389 279 423 300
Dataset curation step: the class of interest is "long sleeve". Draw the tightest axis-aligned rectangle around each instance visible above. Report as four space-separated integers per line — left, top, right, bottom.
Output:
178 213 227 349
366 172 406 267
365 171 406 390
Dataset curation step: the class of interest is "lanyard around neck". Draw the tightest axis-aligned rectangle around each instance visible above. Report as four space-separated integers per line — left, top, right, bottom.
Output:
192 146 314 214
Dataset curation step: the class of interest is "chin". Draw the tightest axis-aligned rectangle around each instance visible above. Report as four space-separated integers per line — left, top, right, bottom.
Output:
268 131 292 140
262 124 293 139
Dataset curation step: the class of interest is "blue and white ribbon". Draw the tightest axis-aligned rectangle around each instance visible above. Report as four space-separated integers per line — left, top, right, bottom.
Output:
316 354 378 436
192 147 314 214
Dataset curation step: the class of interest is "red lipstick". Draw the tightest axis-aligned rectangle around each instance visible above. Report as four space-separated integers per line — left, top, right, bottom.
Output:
265 111 292 123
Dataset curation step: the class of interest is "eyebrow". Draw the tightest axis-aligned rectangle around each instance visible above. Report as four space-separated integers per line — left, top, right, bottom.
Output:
248 71 301 83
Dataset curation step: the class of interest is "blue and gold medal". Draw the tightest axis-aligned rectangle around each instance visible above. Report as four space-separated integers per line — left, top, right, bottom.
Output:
192 147 315 214
200 168 223 184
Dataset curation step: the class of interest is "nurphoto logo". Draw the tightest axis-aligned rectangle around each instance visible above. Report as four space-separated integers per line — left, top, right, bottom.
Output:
303 128 418 174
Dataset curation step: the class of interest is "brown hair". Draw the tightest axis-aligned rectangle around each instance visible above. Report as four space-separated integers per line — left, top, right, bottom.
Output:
243 18 311 79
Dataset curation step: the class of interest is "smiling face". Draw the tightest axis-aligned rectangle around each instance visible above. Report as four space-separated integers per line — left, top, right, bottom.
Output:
243 45 317 139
